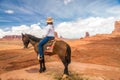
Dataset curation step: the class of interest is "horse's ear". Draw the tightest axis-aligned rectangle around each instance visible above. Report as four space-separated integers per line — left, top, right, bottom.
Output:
21 33 25 37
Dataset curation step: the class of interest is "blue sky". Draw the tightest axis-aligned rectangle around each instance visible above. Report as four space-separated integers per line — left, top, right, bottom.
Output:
0 0 120 38
0 0 120 27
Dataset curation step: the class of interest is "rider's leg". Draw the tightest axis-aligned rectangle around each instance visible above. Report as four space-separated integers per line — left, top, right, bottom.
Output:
38 37 49 59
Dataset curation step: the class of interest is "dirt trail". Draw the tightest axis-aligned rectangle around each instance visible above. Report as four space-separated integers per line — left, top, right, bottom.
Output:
0 61 120 80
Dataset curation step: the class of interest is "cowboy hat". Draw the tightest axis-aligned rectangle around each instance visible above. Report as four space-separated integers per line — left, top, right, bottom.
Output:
46 17 53 23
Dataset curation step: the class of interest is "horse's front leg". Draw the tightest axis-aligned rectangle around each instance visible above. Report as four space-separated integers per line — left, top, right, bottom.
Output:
39 59 43 73
39 57 46 73
42 56 46 72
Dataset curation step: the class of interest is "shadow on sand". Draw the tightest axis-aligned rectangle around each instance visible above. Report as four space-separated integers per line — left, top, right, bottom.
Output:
25 68 39 73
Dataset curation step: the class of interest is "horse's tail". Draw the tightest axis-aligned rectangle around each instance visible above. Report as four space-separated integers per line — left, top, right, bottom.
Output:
66 44 71 64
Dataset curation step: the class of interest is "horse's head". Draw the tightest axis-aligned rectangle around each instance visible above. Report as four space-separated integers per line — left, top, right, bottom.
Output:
21 33 30 48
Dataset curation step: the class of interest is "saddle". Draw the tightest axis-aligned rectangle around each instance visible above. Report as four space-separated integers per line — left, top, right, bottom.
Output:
44 39 56 54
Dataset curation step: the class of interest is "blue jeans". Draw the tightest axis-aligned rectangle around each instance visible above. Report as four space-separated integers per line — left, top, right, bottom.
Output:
38 36 54 57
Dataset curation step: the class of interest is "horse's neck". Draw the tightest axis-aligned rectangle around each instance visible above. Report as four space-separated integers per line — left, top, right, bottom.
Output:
28 35 42 47
29 39 38 47
28 36 38 46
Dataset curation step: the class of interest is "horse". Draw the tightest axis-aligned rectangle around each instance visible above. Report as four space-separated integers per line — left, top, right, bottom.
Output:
21 33 71 78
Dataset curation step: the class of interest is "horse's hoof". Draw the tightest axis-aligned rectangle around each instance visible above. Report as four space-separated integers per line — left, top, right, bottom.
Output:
62 74 68 79
43 67 46 72
39 69 43 73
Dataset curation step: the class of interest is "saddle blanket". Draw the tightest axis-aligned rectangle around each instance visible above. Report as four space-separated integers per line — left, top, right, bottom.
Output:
44 40 56 53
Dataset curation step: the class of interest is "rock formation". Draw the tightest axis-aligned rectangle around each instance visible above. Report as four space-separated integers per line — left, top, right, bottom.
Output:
112 21 120 34
85 32 90 37
2 35 21 40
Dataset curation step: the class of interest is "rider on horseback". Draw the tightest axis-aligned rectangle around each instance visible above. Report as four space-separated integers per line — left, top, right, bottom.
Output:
38 17 55 60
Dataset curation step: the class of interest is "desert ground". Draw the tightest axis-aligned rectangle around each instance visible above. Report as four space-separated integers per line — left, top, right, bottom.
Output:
0 34 120 80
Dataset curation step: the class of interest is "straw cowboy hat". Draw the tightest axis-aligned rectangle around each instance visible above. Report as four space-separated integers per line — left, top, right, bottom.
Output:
46 17 53 23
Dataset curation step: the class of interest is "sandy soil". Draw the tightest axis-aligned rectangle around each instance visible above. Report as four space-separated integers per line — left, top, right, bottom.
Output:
1 62 120 80
0 34 120 80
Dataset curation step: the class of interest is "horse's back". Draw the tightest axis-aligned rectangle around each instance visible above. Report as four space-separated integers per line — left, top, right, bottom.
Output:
53 40 69 54
55 40 68 47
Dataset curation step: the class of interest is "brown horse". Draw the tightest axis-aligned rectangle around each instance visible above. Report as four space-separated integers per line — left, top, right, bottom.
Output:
21 33 71 78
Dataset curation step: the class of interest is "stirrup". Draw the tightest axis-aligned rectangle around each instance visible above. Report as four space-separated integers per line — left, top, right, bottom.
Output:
37 55 43 60
40 57 43 60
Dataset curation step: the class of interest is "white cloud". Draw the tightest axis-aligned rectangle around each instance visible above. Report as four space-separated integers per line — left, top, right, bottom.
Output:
0 23 44 38
55 17 116 39
0 17 118 39
0 29 5 38
5 10 14 14
64 0 72 5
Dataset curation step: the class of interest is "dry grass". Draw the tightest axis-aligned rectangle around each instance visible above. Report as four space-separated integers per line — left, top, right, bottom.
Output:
54 72 89 80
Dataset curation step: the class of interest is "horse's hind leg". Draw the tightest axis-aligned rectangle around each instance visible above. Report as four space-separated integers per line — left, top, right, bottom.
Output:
63 60 69 75
58 54 69 78
61 59 69 79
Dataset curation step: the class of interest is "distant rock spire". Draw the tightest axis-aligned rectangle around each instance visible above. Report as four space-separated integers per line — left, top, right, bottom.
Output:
112 21 120 34
85 32 90 37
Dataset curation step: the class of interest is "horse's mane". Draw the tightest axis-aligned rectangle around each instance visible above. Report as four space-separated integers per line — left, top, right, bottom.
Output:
25 34 42 42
